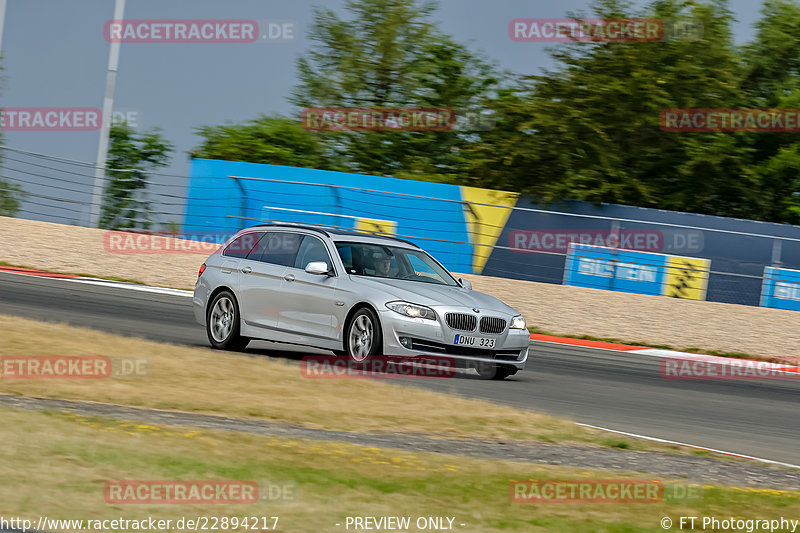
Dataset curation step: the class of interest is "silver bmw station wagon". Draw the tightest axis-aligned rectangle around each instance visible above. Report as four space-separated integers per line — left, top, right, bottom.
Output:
193 224 529 379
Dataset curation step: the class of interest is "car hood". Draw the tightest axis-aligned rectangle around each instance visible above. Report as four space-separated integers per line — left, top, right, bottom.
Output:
351 276 520 315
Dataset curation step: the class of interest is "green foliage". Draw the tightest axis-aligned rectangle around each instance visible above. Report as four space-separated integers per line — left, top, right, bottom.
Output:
0 178 25 217
0 57 26 218
464 0 761 218
190 115 343 170
99 123 173 230
189 0 800 224
290 0 496 179
740 0 800 222
192 0 496 181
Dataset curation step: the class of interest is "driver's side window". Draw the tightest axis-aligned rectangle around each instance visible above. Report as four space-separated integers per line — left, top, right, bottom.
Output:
294 235 331 270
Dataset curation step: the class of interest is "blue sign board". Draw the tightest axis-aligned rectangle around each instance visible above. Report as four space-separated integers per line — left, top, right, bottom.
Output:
564 244 667 296
760 266 800 311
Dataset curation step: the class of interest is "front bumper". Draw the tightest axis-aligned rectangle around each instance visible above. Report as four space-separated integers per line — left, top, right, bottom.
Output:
377 308 530 370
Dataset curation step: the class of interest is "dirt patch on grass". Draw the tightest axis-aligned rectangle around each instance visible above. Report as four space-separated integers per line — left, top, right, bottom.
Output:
2 216 798 359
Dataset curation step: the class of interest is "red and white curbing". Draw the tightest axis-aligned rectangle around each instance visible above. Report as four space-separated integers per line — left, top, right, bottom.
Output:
530 334 800 377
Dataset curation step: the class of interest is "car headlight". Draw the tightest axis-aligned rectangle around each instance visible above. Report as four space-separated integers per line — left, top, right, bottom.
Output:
386 301 437 320
509 315 526 330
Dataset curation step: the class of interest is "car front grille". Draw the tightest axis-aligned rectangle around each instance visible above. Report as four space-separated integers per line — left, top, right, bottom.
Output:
445 312 477 332
479 316 507 334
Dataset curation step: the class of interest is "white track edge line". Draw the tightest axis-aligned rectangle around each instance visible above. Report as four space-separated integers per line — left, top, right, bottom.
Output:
65 277 193 296
577 422 800 470
0 270 193 297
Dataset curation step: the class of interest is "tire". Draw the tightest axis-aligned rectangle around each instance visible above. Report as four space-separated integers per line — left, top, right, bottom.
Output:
206 290 250 351
476 363 517 380
344 307 382 362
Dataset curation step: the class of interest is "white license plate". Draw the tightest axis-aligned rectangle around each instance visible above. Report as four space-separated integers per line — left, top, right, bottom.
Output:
454 334 496 349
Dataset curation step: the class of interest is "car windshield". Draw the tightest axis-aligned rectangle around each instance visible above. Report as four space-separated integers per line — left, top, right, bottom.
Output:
335 242 458 286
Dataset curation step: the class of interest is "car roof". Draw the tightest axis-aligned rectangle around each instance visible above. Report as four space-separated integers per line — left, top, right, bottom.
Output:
246 223 420 248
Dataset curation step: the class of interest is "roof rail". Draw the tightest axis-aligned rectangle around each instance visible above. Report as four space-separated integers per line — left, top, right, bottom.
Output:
391 237 420 248
249 223 331 237
246 222 419 247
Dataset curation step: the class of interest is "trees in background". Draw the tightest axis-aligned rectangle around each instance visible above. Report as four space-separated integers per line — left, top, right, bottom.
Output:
290 0 496 180
190 115 344 170
99 122 172 229
0 179 25 217
0 59 27 217
191 0 800 225
464 0 760 219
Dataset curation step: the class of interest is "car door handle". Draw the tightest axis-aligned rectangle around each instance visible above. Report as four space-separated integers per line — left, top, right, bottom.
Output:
241 266 252 274
284 273 296 282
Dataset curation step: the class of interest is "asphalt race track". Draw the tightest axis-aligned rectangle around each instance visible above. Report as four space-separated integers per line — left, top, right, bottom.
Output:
1 270 799 465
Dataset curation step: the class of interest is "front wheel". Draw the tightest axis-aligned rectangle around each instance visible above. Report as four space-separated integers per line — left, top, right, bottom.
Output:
206 290 250 351
344 308 382 362
476 363 517 380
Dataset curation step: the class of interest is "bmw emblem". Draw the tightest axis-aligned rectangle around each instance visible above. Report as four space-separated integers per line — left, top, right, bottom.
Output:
472 308 480 313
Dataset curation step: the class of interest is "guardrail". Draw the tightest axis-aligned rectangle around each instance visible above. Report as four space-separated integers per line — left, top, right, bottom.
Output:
4 145 800 308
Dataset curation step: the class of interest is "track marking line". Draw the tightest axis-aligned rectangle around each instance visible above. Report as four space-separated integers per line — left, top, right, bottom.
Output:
577 422 800 470
65 277 193 297
0 268 193 297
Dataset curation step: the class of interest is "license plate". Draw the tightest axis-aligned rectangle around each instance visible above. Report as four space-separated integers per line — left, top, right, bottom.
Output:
454 334 496 349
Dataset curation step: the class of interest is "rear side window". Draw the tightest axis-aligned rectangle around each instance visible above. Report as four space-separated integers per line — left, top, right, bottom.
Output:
222 232 263 259
249 232 304 267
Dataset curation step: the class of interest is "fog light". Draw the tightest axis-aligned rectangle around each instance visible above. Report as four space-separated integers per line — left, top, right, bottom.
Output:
399 337 411 348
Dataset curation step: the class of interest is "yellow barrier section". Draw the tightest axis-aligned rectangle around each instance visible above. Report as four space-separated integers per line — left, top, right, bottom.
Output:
354 217 397 236
663 256 711 300
460 186 519 274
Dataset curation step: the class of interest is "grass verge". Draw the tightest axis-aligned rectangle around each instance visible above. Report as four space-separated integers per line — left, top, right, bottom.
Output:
1 314 697 455
3 408 799 533
0 315 627 447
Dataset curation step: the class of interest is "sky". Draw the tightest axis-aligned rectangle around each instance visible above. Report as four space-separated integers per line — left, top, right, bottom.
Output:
0 0 768 226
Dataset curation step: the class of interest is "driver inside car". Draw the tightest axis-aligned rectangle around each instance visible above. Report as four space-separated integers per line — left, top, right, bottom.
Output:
373 252 392 277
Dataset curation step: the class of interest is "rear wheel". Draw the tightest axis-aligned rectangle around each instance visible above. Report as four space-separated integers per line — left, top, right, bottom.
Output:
344 308 382 362
475 363 517 380
206 290 250 351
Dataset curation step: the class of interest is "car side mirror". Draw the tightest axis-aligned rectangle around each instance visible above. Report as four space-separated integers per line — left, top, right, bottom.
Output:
459 278 472 290
305 261 332 275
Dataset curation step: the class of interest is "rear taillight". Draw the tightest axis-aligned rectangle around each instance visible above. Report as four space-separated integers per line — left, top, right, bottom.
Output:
198 263 206 277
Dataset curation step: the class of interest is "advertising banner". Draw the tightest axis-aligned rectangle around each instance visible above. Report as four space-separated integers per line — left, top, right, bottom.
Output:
760 266 800 310
564 244 710 300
